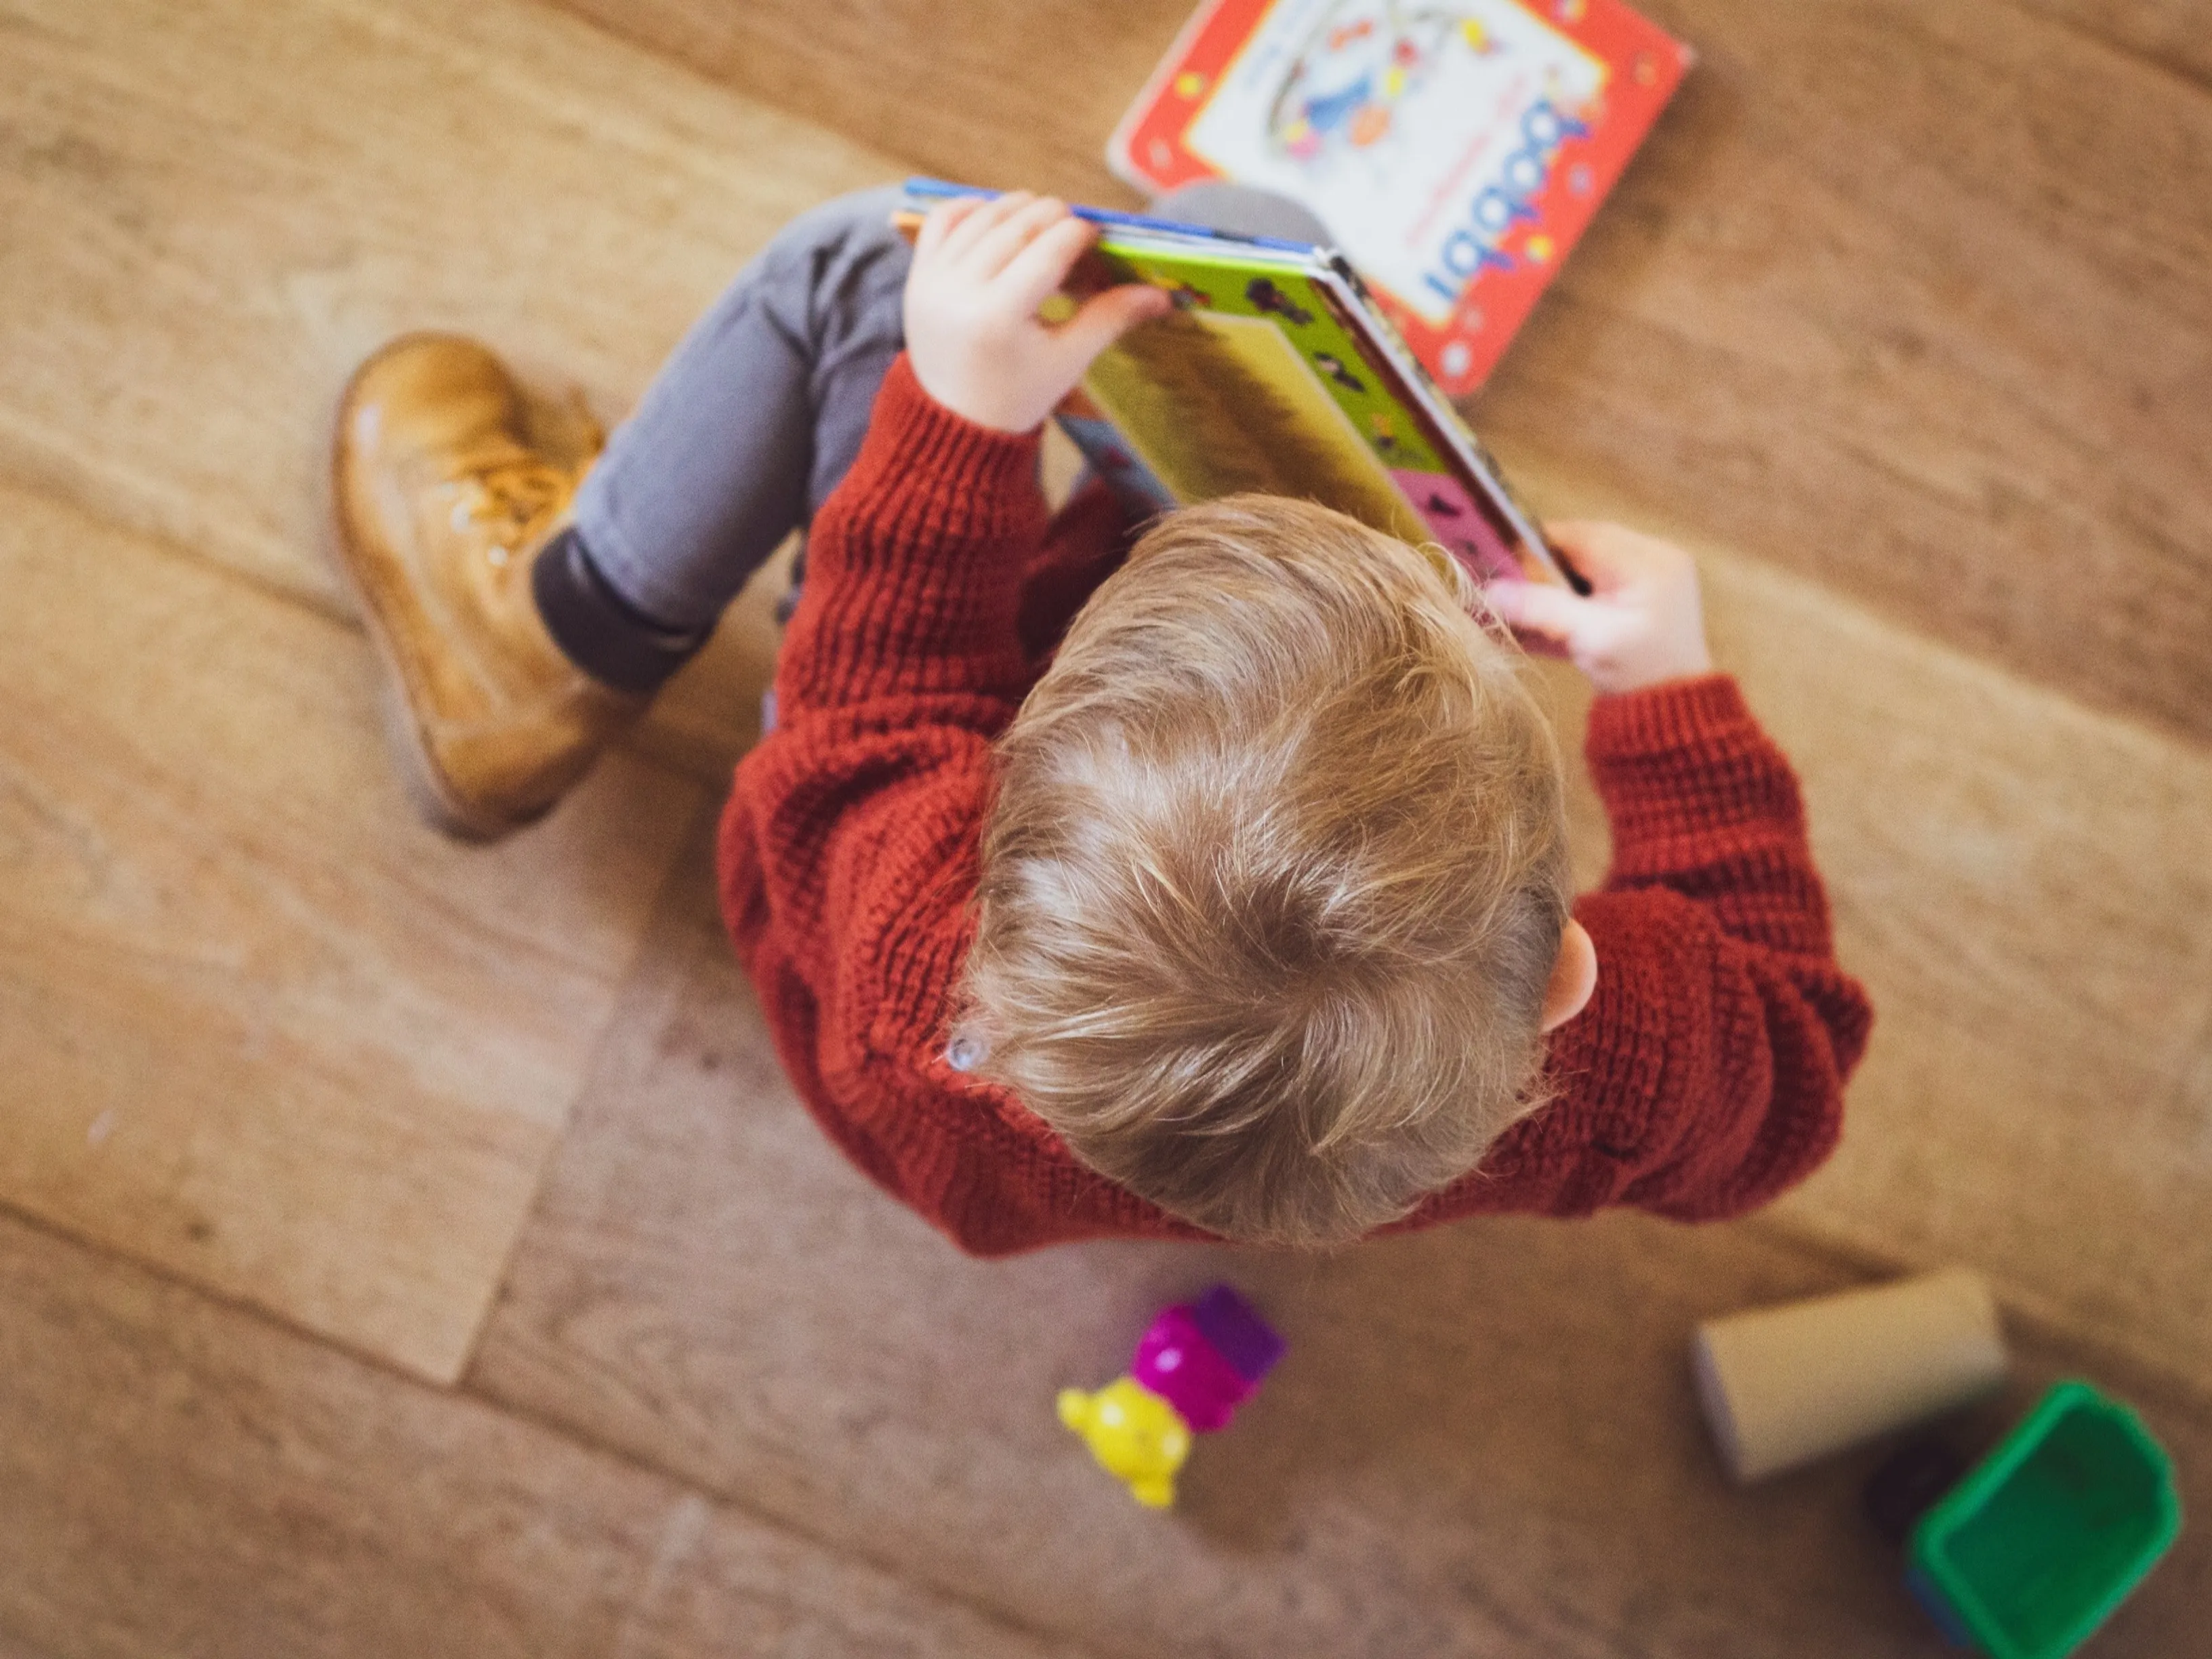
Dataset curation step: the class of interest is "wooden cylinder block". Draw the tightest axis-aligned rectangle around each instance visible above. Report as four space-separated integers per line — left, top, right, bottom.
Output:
1692 1267 2008 1484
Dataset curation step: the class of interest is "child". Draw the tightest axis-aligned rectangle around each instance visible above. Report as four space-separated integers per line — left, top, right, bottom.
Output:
333 186 1871 1252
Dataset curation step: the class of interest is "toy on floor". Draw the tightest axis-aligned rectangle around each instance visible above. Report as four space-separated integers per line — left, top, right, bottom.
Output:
1057 1283 1285 1509
1695 1269 2182 1658
1692 1266 2009 1483
1898 1380 2179 1659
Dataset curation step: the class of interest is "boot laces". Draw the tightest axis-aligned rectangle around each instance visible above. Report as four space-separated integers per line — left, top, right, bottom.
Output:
441 438 583 566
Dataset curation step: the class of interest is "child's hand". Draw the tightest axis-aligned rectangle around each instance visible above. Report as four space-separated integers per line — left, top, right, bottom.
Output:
903 192 1172 434
1485 521 1715 695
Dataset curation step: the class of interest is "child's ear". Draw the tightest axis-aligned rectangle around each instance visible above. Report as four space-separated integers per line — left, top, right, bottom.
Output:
1540 919 1598 1032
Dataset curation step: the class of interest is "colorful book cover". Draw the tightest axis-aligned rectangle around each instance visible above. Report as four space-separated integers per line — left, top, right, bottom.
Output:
1107 0 1690 396
899 180 1576 590
1054 237 1549 586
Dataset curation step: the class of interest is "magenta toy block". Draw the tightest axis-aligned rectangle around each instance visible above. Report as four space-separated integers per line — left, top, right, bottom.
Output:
1132 1284 1286 1432
1059 1283 1286 1507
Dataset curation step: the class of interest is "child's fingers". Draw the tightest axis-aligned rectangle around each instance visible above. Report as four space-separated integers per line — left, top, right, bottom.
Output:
1052 281 1174 366
1540 523 1636 593
966 194 1071 277
1483 577 1588 643
1482 579 1573 657
1546 520 1687 594
937 190 1034 263
914 194 988 262
998 213 1103 312
1544 520 1614 547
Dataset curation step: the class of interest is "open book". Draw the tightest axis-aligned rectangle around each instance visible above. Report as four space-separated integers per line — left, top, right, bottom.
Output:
901 178 1582 591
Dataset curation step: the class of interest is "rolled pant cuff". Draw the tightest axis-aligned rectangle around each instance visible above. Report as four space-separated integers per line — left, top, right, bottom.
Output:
532 526 707 696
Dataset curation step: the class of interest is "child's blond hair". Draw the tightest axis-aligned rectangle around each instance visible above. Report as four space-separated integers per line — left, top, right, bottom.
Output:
960 495 1570 1248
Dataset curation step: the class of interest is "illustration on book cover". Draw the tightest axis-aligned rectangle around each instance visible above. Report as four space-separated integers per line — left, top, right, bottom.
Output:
1111 0 1689 394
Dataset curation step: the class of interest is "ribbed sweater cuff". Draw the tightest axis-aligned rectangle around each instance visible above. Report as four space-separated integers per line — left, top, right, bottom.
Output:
1585 675 1802 847
813 354 1045 580
1586 674 1753 758
781 354 1047 710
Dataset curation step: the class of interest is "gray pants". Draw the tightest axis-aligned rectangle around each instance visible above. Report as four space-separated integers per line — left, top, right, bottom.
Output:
570 183 1332 632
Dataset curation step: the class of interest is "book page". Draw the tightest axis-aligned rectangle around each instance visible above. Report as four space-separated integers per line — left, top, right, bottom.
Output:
1083 308 1429 544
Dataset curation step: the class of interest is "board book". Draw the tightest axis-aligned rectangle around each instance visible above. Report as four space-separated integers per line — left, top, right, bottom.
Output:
1107 0 1690 396
900 178 1578 591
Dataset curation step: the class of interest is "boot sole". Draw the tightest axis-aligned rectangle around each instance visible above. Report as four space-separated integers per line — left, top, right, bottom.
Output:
327 337 554 844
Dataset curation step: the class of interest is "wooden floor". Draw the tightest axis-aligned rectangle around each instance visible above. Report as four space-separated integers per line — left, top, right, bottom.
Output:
3 0 2207 1652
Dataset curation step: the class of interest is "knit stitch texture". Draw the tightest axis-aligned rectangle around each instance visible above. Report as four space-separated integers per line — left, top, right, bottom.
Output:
719 354 1874 1254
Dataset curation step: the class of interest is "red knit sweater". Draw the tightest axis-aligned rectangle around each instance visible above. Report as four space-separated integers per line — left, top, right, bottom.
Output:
719 354 1873 1255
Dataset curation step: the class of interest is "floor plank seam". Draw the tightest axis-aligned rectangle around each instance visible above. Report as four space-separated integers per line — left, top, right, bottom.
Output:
444 797 724 1375
542 3 939 178
0 452 358 633
459 1371 1122 1659
0 454 733 796
529 0 940 173
1745 1210 2212 1420
0 1186 1109 1658
0 1195 495 1397
1999 0 2212 96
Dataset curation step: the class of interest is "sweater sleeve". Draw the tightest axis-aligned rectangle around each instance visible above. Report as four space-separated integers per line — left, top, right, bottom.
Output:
775 353 1048 718
1556 675 1873 1220
725 355 1050 1165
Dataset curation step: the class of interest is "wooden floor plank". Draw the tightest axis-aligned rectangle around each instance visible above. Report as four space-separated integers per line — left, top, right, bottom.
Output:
0 479 701 1381
12 0 2209 1644
2011 0 2212 87
613 1502 1092 1659
468 829 2210 1658
0 0 893 777
543 0 2212 748
0 1206 1088 1659
529 0 1175 205
0 0 891 605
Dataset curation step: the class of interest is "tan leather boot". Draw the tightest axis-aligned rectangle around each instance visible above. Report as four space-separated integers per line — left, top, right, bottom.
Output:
332 333 642 839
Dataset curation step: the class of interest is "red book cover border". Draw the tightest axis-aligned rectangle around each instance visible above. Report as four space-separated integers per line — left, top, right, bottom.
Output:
1108 0 1691 396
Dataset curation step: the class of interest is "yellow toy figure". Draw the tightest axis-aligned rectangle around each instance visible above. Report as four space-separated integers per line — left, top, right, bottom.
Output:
1057 1284 1286 1509
1057 1378 1192 1509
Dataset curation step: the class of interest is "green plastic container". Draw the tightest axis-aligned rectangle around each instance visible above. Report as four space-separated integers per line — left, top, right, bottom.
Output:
1908 1380 2181 1658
